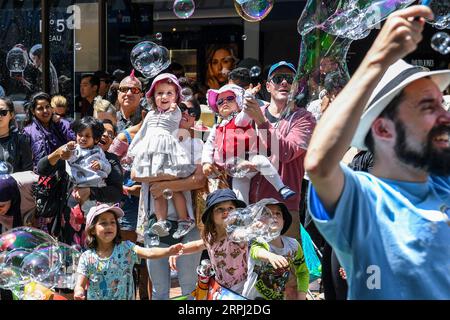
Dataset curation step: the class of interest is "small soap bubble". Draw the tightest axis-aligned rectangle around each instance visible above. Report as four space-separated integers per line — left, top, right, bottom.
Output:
163 188 173 200
250 65 261 77
431 32 450 55
173 0 195 19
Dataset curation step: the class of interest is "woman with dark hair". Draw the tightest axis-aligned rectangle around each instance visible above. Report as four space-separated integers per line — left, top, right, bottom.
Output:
0 175 23 233
0 97 33 172
22 92 75 171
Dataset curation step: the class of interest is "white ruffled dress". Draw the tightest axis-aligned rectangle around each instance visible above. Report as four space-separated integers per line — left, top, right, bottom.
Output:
127 107 196 179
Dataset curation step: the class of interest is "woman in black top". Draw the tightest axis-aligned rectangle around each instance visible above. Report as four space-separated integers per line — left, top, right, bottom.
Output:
0 97 33 172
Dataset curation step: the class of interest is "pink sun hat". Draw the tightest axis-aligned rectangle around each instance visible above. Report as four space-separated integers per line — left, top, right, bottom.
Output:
145 73 182 104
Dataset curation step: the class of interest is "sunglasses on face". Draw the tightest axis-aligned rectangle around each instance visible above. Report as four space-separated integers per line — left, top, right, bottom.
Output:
179 103 198 117
270 74 295 85
118 87 142 94
217 96 235 107
0 110 9 117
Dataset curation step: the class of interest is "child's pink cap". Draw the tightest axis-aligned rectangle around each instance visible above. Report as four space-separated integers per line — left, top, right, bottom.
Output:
85 203 124 231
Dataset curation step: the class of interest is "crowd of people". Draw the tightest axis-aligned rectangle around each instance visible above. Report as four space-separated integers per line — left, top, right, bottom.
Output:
0 5 449 300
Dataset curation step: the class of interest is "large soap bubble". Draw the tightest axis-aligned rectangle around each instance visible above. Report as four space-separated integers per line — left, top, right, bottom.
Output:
130 41 171 79
294 0 416 110
173 0 195 19
234 0 274 22
20 245 60 286
224 198 281 243
425 0 450 29
318 0 415 41
0 227 81 295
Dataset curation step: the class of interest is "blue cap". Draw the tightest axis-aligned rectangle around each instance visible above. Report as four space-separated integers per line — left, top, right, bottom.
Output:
268 61 297 79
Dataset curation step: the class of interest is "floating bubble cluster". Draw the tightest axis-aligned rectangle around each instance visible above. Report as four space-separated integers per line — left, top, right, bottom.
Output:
317 0 415 41
425 0 450 29
234 0 274 22
0 227 81 295
224 199 282 243
431 32 450 55
173 0 195 19
294 0 419 109
130 41 171 79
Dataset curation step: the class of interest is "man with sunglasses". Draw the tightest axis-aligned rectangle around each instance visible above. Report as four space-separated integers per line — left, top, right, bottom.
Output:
244 61 316 240
116 74 144 133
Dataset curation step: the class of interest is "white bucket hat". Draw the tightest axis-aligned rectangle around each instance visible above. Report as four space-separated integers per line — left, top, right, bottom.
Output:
351 59 450 150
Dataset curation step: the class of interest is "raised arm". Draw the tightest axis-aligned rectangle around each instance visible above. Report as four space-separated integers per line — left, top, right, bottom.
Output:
304 5 433 213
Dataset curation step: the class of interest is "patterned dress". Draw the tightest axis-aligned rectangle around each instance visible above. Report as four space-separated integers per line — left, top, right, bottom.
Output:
77 241 139 300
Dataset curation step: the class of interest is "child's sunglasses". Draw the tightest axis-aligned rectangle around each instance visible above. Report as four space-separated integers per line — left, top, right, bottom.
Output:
216 96 235 107
0 110 9 117
270 74 294 85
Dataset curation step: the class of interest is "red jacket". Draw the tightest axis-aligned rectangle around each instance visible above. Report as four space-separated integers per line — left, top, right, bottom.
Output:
213 117 257 167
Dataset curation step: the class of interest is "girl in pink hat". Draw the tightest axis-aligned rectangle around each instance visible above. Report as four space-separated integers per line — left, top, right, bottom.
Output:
127 73 197 239
202 84 296 203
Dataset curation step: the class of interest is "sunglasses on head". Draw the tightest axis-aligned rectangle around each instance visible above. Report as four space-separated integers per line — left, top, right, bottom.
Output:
217 95 235 107
270 74 294 85
179 103 198 118
118 86 142 94
0 110 9 117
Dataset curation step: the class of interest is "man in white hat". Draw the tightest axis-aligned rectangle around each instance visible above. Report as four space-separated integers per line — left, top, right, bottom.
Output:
305 5 450 299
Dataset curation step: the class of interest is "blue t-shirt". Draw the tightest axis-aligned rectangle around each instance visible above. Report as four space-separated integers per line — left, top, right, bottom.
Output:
308 164 450 300
77 241 139 300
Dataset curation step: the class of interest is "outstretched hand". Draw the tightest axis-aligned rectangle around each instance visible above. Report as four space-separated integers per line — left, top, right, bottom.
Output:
168 243 184 256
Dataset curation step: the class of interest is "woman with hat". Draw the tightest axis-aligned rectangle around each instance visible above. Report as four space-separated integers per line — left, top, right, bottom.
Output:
169 188 250 294
242 199 309 300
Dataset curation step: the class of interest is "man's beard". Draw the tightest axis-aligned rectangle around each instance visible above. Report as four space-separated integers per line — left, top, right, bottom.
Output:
394 120 450 176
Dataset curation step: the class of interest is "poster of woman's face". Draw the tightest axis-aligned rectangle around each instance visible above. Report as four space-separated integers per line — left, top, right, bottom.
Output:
205 44 238 90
